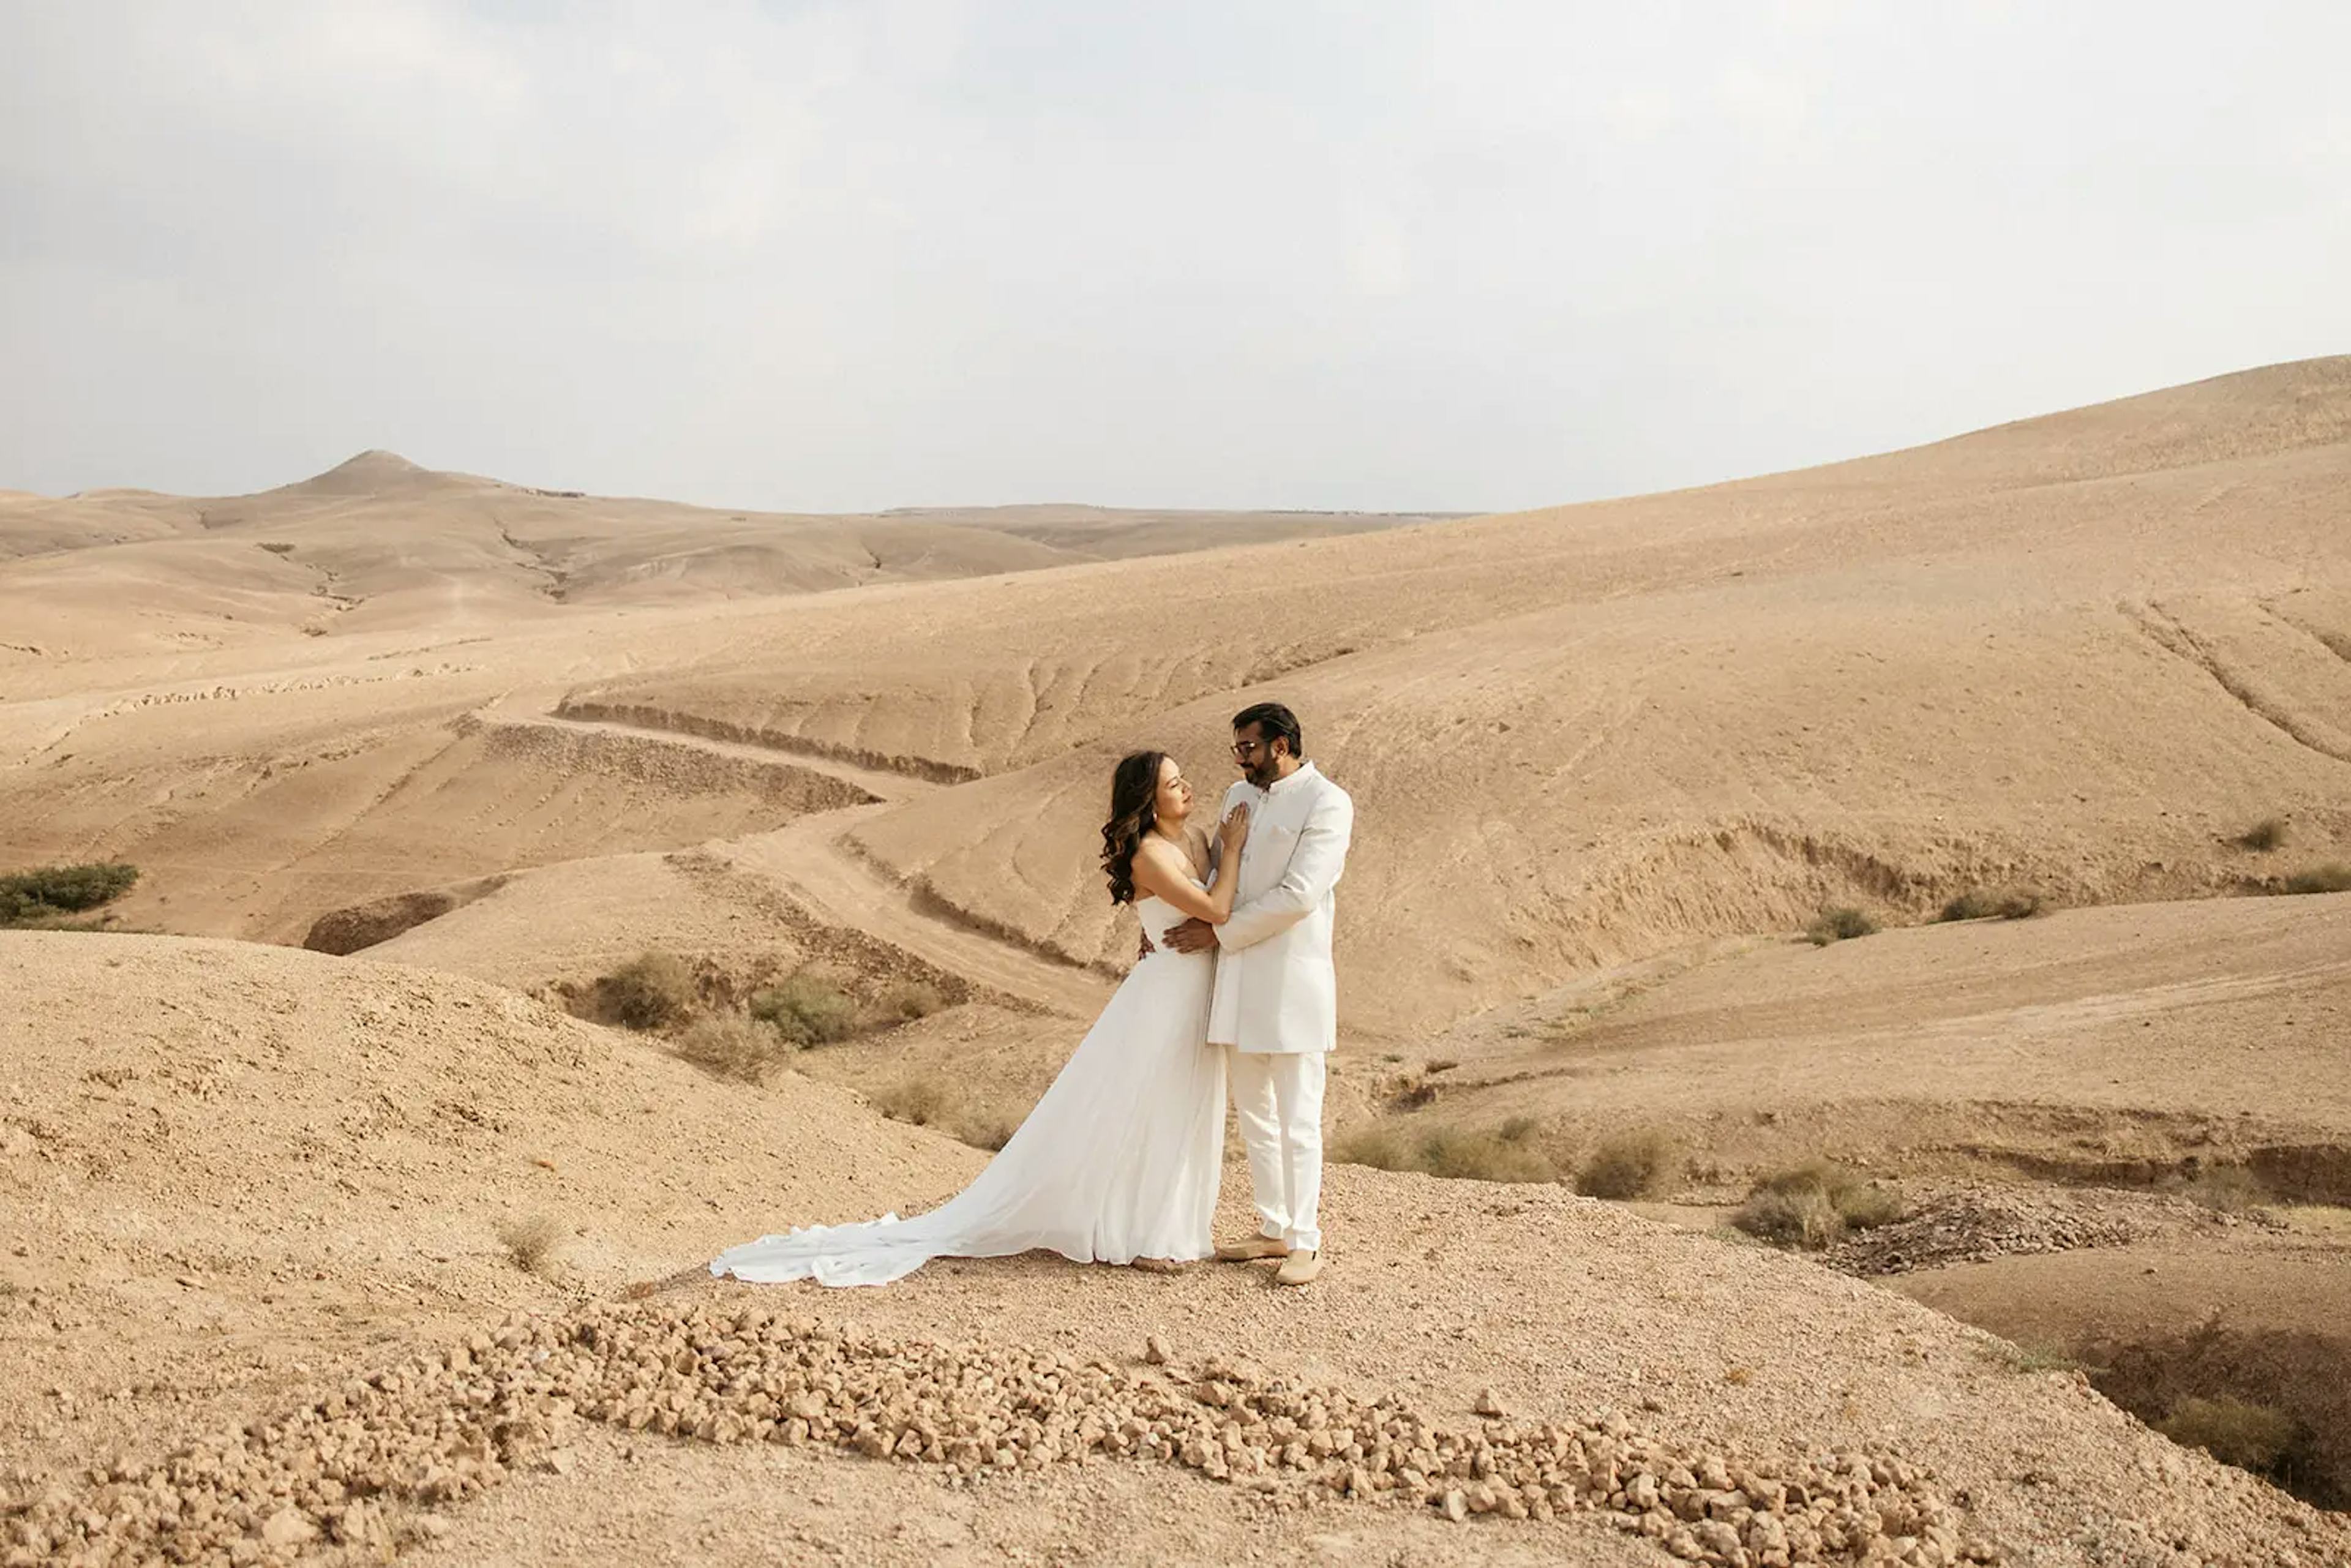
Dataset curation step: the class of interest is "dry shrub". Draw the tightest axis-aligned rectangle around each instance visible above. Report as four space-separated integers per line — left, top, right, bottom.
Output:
2 861 140 926
1332 1125 1414 1172
674 1016 793 1084
1937 887 2044 922
872 1076 954 1128
1332 1122 1561 1184
1418 1128 1558 1183
872 1075 1013 1152
751 972 860 1046
258 541 298 555
1731 1186 1845 1249
1805 906 1878 946
2172 1163 2270 1214
2093 1315 2344 1505
958 1116 1017 1153
594 950 696 1030
1575 1128 1680 1199
2159 1397 2300 1476
1733 1159 1905 1249
2235 817 2287 852
497 1214 568 1277
876 980 950 1024
2279 864 2351 895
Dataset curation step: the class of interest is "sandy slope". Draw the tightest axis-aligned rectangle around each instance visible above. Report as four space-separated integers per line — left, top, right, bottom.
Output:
6 360 2351 1560
4 937 2344 1567
564 358 2351 1038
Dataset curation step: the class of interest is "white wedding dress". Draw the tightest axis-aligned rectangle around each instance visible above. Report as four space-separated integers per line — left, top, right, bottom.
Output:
710 893 1225 1287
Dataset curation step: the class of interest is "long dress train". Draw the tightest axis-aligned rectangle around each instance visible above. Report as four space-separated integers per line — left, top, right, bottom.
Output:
710 893 1224 1287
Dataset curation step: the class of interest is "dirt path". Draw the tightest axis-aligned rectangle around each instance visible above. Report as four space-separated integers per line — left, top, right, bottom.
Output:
506 707 1114 1019
528 708 932 805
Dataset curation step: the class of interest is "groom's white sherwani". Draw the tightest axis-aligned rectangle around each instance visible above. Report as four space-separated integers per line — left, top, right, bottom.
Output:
1209 761 1352 1253
1208 762 1352 1052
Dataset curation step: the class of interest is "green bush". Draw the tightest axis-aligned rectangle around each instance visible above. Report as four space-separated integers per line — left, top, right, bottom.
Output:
1575 1128 1681 1199
1938 887 2044 922
1805 906 1878 946
1732 1159 1906 1249
2280 864 2351 896
750 972 860 1046
2 861 140 926
594 950 696 1030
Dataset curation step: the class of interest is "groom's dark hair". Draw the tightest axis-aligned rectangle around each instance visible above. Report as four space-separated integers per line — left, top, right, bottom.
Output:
1232 701 1302 759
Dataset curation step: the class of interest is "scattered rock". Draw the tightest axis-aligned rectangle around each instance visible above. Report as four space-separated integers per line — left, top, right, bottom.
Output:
0 1298 1977 1568
1820 1188 2137 1276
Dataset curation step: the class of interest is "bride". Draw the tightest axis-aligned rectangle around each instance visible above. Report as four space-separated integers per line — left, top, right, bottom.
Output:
710 750 1250 1287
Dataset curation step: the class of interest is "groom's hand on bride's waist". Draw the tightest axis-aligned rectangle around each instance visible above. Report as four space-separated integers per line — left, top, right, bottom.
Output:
1163 918 1217 954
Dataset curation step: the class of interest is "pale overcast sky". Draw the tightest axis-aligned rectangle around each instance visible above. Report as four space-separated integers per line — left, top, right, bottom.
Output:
3 2 2347 511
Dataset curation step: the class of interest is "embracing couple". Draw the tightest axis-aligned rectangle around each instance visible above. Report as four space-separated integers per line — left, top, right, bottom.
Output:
711 702 1354 1290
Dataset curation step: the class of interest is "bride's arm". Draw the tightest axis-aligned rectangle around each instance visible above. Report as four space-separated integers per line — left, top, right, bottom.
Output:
1131 807 1251 926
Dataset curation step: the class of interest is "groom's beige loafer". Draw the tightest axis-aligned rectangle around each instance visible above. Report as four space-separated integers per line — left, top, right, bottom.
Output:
1274 1249 1322 1287
1215 1236 1289 1262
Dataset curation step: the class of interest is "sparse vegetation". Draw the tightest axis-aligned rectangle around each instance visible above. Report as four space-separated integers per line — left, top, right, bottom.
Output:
2159 1396 2301 1477
1937 887 2044 922
591 950 697 1030
496 1213 568 1277
750 972 860 1046
872 1075 1019 1152
1333 1121 1562 1184
1983 1340 2091 1376
874 980 950 1024
2279 864 2351 895
2235 817 2288 852
872 1076 954 1129
258 541 298 555
1805 906 1878 946
1732 1160 1905 1249
673 1015 793 1084
1575 1128 1681 1199
2171 1163 2271 1214
2 861 140 927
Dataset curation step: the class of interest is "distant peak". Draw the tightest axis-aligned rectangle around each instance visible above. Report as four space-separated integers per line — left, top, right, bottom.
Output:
325 449 427 478
283 449 450 497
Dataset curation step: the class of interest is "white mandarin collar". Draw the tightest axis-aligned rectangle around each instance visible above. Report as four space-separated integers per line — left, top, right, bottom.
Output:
1264 761 1319 797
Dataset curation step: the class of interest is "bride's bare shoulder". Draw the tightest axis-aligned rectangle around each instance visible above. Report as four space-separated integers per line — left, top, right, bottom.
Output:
1131 834 1199 893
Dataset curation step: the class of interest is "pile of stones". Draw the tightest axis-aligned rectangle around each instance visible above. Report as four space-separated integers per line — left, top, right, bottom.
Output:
5 1298 1993 1567
1821 1188 2137 1276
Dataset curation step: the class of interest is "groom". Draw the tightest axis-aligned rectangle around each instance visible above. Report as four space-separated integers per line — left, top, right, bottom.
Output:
1165 701 1354 1286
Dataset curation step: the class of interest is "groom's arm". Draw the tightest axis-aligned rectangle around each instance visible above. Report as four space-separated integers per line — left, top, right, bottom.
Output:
1215 790 1352 953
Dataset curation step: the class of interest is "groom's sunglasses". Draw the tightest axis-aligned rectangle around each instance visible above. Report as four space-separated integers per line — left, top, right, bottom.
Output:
1230 740 1267 760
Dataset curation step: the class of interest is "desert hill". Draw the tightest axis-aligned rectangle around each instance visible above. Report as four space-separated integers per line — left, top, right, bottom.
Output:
556 356 2351 1037
4 934 2345 1566
6 359 2351 1559
0 450 1455 655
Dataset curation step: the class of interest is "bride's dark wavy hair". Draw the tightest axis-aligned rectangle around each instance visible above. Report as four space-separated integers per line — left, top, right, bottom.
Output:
1100 749 1169 906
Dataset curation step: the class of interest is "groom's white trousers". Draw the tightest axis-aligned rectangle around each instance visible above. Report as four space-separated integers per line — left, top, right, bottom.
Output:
1226 1049 1325 1252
